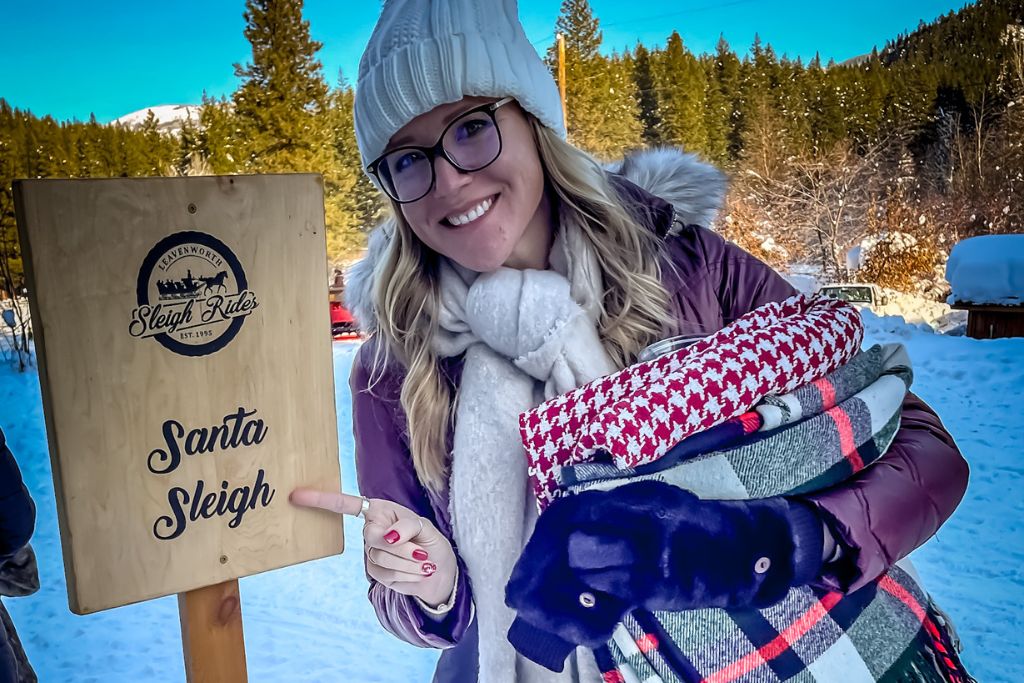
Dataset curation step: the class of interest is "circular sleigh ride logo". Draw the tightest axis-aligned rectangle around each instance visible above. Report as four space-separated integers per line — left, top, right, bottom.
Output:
129 231 259 357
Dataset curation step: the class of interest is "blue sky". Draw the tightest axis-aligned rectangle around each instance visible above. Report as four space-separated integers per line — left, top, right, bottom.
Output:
1 0 969 124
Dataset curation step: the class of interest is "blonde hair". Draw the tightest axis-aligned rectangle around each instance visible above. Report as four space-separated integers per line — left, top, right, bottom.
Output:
368 119 670 494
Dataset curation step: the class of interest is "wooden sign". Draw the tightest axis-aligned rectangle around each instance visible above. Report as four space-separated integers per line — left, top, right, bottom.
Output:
14 174 343 615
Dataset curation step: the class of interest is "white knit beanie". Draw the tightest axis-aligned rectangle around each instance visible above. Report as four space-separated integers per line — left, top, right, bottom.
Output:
354 0 567 171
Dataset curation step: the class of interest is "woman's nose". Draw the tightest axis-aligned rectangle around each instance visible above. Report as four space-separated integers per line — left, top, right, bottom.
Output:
432 155 472 199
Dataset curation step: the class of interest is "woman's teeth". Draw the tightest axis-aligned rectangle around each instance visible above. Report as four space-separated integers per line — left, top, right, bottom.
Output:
446 196 495 226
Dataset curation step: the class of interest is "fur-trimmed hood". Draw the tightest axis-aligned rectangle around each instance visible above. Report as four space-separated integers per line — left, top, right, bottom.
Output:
345 147 727 331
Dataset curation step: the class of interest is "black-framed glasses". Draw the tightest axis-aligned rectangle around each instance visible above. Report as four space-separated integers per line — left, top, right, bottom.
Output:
367 97 515 203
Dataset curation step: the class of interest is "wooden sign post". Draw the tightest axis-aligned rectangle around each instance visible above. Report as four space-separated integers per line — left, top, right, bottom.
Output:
13 174 344 682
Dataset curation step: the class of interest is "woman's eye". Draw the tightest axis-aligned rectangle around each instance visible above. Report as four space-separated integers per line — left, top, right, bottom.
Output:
394 151 425 173
456 118 491 141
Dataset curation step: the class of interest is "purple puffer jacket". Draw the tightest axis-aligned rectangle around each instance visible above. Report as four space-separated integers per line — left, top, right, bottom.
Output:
348 176 969 682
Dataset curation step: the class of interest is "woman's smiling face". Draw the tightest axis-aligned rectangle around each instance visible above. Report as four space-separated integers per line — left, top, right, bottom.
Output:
387 97 553 272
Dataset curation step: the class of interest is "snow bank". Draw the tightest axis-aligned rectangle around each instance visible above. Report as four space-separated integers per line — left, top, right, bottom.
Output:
3 326 1023 682
871 287 967 334
782 265 965 333
782 273 820 295
946 234 1024 306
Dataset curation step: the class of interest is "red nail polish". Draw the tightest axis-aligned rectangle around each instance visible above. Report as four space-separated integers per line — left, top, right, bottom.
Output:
422 562 437 574
384 530 400 544
412 549 429 561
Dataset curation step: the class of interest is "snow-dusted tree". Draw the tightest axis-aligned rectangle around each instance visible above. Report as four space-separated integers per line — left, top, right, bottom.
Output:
856 188 945 296
742 140 888 280
548 0 642 158
738 37 790 182
703 37 741 165
998 23 1024 231
717 193 804 270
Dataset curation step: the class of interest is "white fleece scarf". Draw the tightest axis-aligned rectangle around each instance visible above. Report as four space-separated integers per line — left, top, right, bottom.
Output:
432 219 615 683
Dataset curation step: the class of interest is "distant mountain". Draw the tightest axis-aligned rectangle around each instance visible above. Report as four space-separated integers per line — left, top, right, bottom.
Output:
838 52 872 67
112 104 199 135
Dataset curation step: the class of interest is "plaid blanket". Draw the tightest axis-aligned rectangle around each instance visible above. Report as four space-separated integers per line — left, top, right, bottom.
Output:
598 562 965 683
753 341 905 432
581 341 966 681
556 344 910 501
555 411 763 488
520 294 864 511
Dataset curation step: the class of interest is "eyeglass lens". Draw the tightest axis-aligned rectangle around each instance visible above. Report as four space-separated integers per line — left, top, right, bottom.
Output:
377 109 501 202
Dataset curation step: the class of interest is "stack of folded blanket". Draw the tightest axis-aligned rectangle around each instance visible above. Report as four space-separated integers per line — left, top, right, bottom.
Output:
508 294 968 683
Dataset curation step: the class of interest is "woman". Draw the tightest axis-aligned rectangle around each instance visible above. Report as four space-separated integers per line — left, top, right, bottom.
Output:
291 1 970 681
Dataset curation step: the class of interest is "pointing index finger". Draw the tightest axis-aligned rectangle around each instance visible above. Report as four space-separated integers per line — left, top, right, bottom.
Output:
290 487 367 517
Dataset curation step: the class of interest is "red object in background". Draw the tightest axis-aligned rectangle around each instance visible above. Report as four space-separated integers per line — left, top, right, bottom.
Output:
329 267 359 340
330 300 358 339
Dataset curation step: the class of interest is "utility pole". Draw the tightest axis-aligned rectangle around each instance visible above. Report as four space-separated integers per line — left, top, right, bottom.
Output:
556 32 568 134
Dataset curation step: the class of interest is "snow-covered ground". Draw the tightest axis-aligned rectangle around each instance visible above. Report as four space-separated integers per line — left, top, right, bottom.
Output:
870 288 967 334
1 318 1022 682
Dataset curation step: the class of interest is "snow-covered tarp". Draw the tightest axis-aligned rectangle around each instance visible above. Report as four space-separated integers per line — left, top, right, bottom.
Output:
946 234 1024 306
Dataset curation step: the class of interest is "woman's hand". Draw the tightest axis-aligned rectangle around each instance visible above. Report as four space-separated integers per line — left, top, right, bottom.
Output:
290 488 458 608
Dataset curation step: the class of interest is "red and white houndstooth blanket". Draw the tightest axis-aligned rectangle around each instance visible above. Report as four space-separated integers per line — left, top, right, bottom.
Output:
519 294 865 510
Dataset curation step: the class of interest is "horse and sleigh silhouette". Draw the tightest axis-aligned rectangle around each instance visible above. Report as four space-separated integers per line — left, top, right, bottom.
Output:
156 270 231 299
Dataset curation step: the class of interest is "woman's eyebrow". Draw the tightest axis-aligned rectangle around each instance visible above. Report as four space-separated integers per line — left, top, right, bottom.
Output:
388 102 489 148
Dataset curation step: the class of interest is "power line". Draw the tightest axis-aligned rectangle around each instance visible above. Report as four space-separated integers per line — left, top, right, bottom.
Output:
530 32 555 49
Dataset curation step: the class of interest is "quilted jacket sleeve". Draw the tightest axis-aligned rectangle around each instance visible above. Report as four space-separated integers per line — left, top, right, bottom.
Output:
803 392 969 592
693 227 970 593
350 339 474 648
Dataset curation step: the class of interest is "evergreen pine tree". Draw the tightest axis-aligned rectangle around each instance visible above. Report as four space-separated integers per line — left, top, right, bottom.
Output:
125 111 157 175
138 110 176 176
0 100 23 295
776 55 811 156
657 31 707 154
739 36 789 179
229 0 334 174
198 94 239 174
803 54 846 155
632 43 663 145
704 50 729 164
322 75 383 259
711 36 744 162
175 114 204 176
600 51 644 155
